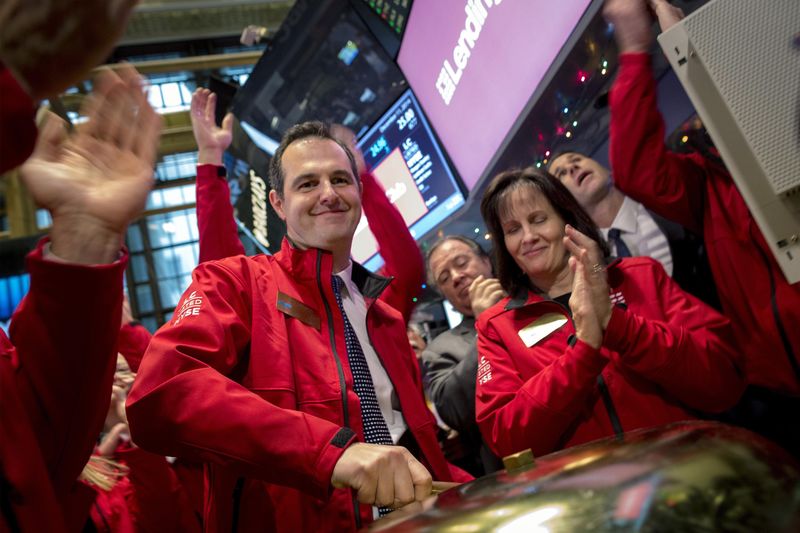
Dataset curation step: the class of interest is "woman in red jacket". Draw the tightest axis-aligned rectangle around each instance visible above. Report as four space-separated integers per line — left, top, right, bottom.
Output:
474 167 745 458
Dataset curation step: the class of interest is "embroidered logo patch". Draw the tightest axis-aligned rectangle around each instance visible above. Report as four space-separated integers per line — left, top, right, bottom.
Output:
173 291 203 325
477 355 493 385
610 290 627 306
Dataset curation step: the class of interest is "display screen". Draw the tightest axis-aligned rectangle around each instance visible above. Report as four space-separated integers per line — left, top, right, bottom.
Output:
358 0 412 36
397 0 592 190
353 89 465 270
233 0 406 150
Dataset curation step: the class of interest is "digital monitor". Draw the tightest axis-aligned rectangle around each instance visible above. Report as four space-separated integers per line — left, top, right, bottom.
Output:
353 89 465 271
232 0 406 151
397 0 592 190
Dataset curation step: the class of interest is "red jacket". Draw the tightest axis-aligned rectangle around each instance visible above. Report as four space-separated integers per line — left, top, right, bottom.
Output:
195 164 425 323
117 322 151 373
475 257 744 459
126 239 469 532
0 240 126 532
89 442 200 533
0 64 37 172
609 53 800 395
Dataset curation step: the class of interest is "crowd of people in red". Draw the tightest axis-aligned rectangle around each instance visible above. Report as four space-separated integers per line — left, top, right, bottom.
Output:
0 0 797 532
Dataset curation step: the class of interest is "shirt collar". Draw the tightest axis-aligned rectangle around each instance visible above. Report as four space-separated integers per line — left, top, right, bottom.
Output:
604 196 639 235
334 261 356 298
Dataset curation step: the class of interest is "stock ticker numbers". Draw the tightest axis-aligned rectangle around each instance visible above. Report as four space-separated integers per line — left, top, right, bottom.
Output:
363 0 410 34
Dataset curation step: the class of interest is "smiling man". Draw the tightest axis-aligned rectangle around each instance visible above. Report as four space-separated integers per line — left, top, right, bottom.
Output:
422 236 505 476
127 122 468 533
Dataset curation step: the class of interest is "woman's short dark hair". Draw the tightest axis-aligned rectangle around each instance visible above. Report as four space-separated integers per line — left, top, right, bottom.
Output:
268 121 360 198
480 166 610 296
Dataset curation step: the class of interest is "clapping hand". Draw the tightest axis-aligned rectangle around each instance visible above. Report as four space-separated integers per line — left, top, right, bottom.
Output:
564 225 612 349
20 64 161 264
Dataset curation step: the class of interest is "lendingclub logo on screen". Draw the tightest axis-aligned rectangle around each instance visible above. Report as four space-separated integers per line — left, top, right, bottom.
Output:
435 0 505 105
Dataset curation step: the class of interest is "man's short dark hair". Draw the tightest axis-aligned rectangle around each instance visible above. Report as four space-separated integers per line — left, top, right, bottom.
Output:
480 166 610 297
545 150 585 174
425 235 491 288
268 121 360 197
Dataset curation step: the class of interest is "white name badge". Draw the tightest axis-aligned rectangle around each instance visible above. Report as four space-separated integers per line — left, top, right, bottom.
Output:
518 313 568 348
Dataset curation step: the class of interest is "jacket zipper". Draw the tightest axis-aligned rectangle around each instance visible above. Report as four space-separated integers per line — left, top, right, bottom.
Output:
597 375 624 439
550 300 625 439
752 225 800 384
315 253 360 529
231 477 244 533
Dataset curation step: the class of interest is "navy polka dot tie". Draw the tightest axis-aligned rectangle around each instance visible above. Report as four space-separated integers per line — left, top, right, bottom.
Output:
333 276 394 516
332 275 393 446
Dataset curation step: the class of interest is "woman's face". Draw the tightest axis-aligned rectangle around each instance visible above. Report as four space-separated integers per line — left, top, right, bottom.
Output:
499 184 570 287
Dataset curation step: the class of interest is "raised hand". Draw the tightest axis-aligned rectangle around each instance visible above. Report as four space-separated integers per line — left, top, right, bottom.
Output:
648 0 685 32
331 443 432 508
0 0 140 98
603 0 653 53
468 275 506 318
20 65 161 264
190 88 233 166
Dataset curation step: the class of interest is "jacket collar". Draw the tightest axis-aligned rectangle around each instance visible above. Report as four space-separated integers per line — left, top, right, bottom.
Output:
275 237 391 299
452 315 476 335
503 257 624 311
504 289 542 311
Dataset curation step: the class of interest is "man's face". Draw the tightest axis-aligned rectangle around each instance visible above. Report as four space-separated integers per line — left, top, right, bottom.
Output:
269 138 362 256
549 152 612 209
429 239 493 316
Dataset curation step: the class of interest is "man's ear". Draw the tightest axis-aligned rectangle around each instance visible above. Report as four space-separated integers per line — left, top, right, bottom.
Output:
269 189 286 221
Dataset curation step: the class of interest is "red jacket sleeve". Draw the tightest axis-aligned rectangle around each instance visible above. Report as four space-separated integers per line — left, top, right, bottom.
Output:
475 315 608 458
114 444 201 533
126 258 354 501
361 171 424 324
602 260 745 412
117 322 151 373
0 64 38 173
8 239 126 495
196 164 246 263
609 53 708 235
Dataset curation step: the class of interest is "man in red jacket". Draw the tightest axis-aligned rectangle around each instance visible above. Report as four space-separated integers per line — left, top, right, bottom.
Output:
604 0 800 451
127 121 470 532
190 88 426 324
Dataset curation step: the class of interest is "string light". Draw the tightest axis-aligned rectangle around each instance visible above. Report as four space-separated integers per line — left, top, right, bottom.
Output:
681 135 689 144
601 68 607 75
474 227 480 234
484 233 491 240
562 107 569 114
545 150 551 157
565 131 572 138
572 120 578 127
421 283 427 289
536 162 542 168
412 297 418 302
